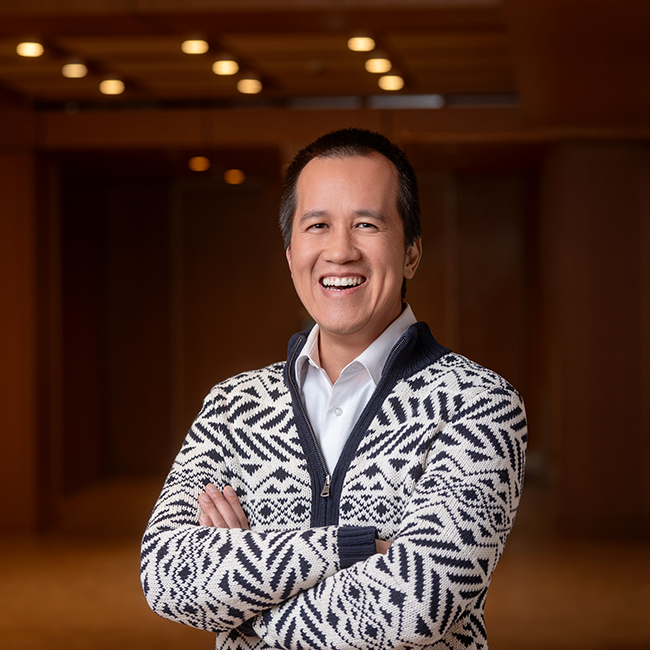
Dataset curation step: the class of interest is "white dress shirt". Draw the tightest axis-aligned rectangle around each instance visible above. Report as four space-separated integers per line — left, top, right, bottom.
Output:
295 305 417 474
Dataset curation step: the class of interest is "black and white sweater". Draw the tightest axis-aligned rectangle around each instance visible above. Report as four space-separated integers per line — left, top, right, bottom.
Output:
141 323 527 650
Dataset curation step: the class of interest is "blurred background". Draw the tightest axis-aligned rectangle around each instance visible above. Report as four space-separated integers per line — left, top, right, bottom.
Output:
0 1 648 649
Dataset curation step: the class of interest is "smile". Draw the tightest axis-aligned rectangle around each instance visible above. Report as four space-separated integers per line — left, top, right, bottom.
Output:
321 276 366 291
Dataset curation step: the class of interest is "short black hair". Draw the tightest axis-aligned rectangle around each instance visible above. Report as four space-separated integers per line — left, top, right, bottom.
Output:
279 128 421 250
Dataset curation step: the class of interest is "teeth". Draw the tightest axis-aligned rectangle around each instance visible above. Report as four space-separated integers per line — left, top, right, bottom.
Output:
322 276 364 288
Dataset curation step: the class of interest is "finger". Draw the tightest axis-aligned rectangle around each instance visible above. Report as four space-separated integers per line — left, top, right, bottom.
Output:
199 491 228 527
199 492 226 526
199 513 214 527
206 484 243 529
375 539 391 554
223 485 250 529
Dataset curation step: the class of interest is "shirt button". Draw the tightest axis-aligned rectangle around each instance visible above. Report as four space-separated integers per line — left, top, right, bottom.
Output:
334 407 343 417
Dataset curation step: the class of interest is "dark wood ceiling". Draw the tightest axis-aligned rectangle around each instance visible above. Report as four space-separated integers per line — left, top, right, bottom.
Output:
1 0 649 129
0 1 515 106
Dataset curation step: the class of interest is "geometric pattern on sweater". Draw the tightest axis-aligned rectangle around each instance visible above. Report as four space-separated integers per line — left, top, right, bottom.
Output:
190 364 314 533
141 323 527 650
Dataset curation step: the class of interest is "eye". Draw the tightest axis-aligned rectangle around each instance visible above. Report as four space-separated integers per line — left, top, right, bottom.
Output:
307 222 328 231
356 222 378 230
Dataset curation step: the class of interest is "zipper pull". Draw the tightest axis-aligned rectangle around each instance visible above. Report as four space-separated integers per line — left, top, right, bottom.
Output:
320 474 331 497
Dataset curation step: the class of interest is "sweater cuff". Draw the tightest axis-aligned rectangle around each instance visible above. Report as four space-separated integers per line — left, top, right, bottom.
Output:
338 526 377 569
237 620 257 637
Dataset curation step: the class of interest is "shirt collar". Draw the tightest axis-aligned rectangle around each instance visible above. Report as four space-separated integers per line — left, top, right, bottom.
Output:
295 304 417 387
295 324 321 386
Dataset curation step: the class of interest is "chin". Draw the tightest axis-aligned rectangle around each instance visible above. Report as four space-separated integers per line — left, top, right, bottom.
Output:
320 318 368 338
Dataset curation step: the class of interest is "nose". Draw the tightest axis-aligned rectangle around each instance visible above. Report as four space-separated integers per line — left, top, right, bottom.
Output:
323 226 361 264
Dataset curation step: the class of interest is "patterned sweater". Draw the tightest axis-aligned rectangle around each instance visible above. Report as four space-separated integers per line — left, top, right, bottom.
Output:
141 323 527 650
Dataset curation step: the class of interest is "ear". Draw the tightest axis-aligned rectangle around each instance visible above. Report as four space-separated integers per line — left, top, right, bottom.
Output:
285 246 292 273
403 238 422 280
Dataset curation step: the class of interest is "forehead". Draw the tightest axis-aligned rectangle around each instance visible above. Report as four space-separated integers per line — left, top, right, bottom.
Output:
295 153 399 207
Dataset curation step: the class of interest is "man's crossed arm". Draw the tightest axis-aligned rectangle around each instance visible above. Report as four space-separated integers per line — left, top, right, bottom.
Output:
142 380 526 649
198 483 391 554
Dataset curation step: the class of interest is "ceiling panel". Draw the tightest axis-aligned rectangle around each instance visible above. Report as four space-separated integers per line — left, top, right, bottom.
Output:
408 67 515 94
8 79 106 100
385 30 509 51
100 60 218 75
55 35 188 57
220 33 354 58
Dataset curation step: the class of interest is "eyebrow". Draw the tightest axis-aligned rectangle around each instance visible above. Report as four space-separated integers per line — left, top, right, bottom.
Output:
354 209 386 222
298 210 327 225
298 208 387 224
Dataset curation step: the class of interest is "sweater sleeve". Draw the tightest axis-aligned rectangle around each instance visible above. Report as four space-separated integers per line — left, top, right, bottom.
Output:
140 391 377 633
248 384 527 649
141 516 370 632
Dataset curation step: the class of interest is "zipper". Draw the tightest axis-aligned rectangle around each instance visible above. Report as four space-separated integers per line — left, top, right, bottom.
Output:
320 474 331 497
288 332 407 500
384 337 405 373
288 338 332 498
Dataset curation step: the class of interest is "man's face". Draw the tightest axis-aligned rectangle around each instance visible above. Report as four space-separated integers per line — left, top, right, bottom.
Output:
286 153 421 349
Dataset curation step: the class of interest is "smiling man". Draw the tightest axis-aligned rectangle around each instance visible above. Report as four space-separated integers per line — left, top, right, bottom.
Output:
141 128 527 650
287 152 421 381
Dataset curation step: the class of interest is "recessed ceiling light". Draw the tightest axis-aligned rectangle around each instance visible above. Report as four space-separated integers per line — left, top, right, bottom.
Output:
237 78 262 94
62 62 88 78
188 156 211 172
378 75 404 91
365 57 392 74
99 79 125 95
224 169 245 185
212 57 239 76
16 41 44 57
181 39 209 54
347 36 375 52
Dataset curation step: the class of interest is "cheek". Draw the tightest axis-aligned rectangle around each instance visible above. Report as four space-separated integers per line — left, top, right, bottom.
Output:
289 246 316 276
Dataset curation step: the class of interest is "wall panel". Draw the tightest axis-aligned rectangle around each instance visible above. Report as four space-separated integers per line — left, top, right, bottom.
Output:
539 143 650 534
0 151 40 530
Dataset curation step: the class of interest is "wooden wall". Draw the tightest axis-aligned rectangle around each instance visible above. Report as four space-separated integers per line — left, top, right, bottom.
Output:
1 102 648 536
0 98 46 530
538 143 650 535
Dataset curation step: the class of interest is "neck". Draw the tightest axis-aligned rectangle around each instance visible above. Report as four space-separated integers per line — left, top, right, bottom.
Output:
318 332 369 384
317 304 407 383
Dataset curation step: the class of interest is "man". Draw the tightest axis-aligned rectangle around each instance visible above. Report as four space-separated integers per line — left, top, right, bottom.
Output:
141 128 527 650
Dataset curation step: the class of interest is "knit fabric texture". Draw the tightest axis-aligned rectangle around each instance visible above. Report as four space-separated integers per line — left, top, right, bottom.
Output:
141 322 527 649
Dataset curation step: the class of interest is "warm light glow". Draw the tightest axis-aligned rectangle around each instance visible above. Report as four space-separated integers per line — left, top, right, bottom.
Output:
224 169 245 185
212 59 239 75
99 79 125 95
62 63 88 78
188 156 211 172
17 41 44 57
347 36 375 52
181 39 209 54
378 74 404 91
365 57 391 74
237 78 262 94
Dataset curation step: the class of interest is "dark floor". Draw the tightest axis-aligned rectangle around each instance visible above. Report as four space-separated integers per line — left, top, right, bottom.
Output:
1 477 649 649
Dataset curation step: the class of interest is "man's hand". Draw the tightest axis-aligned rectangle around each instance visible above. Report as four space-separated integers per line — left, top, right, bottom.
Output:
199 483 249 529
375 539 391 554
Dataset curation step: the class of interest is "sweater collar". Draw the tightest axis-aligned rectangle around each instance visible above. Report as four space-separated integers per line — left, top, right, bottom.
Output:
286 320 449 390
295 304 417 388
